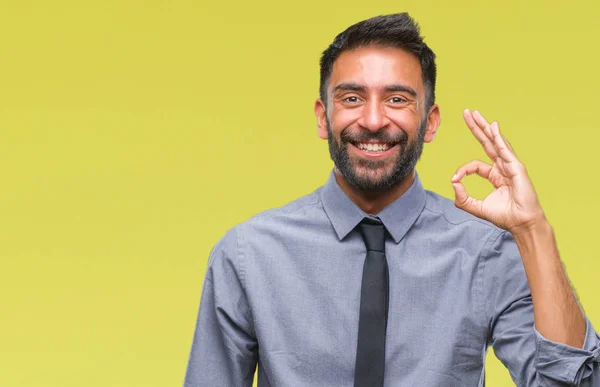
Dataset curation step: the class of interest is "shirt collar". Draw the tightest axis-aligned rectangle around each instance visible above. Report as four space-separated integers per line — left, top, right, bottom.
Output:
321 170 427 243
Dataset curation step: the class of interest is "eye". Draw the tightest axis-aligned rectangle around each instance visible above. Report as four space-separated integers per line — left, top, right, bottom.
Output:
389 96 408 104
343 96 361 103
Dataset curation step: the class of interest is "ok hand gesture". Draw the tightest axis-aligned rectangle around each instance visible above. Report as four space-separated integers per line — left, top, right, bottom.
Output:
451 109 546 235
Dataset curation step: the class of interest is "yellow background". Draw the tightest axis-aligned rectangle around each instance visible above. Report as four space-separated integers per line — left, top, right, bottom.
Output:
1 0 599 386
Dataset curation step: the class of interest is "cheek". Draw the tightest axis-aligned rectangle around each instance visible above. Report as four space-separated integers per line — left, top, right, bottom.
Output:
388 109 422 134
330 108 361 132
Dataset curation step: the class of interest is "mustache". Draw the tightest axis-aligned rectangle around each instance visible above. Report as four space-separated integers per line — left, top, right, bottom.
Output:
339 128 408 145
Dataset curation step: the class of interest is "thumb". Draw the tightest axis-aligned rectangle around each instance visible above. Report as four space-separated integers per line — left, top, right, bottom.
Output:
452 181 484 218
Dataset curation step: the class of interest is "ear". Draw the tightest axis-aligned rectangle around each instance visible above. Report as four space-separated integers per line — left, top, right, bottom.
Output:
423 104 441 143
314 98 328 140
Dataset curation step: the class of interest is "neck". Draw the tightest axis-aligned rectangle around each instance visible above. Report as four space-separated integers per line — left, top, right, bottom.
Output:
334 169 416 215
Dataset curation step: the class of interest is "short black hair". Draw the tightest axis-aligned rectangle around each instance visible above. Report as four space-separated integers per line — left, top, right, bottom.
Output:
319 13 437 110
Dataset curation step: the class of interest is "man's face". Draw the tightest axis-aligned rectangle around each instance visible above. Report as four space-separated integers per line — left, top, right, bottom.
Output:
315 46 439 192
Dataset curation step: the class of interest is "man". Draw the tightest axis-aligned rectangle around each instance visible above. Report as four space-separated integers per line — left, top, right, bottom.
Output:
184 13 600 386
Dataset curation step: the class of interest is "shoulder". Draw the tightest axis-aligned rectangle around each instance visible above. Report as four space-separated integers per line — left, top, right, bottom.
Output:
422 189 501 233
423 190 520 257
244 188 323 226
419 190 510 251
210 188 323 257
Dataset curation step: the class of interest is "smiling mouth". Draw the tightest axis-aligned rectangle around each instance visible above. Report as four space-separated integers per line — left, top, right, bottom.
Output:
351 141 398 154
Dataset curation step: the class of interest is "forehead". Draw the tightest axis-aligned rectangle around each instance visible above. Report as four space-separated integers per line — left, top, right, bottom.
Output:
330 46 424 94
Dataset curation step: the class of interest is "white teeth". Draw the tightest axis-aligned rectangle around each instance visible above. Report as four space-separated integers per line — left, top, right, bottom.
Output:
357 143 390 152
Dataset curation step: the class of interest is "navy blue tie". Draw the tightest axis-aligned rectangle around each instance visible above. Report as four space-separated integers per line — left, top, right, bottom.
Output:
353 218 389 387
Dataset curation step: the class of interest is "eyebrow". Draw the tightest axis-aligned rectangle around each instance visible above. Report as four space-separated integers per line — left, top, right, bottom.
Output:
333 83 366 93
384 84 418 97
333 82 418 98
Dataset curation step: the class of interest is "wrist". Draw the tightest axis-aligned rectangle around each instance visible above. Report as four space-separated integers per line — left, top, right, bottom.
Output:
509 214 550 238
511 218 555 255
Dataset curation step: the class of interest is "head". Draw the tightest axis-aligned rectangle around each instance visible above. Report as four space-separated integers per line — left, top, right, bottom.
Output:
314 13 441 192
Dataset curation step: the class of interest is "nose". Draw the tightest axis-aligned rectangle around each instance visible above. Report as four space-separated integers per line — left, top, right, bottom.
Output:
359 100 388 132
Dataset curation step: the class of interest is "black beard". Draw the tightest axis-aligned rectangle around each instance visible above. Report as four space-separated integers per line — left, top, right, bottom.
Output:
326 119 426 192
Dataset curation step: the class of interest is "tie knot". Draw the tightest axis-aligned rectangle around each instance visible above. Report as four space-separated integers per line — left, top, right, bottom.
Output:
358 218 386 252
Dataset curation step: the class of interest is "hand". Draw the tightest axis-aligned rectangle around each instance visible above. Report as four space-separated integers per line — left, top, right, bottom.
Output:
451 109 546 235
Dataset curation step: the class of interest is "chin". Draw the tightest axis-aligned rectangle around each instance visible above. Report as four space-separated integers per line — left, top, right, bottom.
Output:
348 169 396 192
